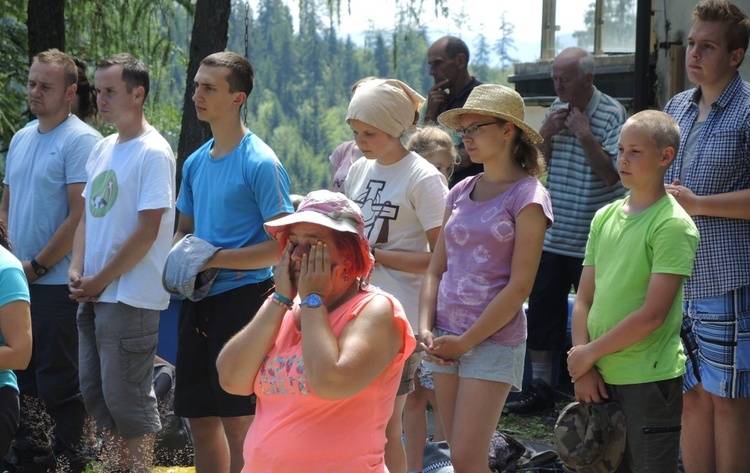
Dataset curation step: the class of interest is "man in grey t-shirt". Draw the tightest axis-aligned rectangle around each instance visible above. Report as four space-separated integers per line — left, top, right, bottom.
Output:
1 49 101 472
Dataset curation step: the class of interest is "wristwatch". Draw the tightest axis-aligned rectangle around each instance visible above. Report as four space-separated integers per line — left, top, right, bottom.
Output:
299 293 325 309
30 258 48 277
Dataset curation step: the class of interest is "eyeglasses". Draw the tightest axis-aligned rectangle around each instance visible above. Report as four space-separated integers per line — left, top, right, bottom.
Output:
455 122 499 138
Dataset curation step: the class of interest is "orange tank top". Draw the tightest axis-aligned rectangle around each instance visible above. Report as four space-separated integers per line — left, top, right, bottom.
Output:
242 286 415 473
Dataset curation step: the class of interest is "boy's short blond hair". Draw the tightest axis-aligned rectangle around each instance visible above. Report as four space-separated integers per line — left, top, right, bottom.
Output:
623 110 680 154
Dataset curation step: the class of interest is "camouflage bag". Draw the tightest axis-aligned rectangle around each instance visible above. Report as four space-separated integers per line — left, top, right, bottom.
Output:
553 401 626 472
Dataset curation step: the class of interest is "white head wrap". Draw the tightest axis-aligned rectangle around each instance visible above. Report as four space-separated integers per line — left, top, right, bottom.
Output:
346 79 425 138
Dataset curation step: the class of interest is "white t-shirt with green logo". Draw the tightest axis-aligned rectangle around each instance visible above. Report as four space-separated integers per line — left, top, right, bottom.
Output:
83 126 175 310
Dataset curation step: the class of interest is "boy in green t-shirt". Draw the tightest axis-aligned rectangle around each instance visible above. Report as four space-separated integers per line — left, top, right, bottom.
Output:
566 110 699 472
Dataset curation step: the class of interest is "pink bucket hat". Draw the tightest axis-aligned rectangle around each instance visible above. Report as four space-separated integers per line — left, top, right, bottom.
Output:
264 190 369 248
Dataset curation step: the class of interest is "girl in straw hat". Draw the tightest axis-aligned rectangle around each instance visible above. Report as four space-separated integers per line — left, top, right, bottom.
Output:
419 84 553 472
345 78 449 473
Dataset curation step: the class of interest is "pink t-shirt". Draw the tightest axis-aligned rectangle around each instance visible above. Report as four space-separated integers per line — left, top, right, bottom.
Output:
242 286 415 473
435 174 553 345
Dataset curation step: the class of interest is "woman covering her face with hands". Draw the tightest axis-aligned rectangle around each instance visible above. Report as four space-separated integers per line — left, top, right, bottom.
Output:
217 190 415 473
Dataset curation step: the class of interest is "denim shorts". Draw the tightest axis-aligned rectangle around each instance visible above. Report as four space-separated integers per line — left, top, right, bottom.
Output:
423 328 525 391
78 302 161 438
682 283 750 398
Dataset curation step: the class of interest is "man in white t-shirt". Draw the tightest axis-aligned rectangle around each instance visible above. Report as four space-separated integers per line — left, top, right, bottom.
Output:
68 53 175 473
1 48 101 473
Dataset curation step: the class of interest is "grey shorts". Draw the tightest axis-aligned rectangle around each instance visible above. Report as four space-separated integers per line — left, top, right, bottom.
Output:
424 328 525 391
78 302 161 438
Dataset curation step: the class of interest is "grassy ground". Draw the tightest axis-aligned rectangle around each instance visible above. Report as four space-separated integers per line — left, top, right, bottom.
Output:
84 467 195 472
80 399 571 472
498 399 573 447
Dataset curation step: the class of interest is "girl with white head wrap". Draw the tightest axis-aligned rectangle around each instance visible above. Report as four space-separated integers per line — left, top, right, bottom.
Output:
344 79 449 473
346 79 425 138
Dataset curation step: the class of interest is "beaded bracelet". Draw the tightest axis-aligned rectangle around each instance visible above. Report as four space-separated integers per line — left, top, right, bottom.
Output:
268 293 293 310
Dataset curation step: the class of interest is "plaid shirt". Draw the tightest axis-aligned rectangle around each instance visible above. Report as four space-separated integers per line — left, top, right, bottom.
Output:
664 73 750 299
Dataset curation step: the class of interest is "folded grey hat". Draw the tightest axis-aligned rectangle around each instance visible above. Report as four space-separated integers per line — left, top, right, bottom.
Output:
162 234 221 302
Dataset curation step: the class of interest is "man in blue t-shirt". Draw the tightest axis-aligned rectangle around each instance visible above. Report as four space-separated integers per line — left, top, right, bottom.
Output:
172 52 293 473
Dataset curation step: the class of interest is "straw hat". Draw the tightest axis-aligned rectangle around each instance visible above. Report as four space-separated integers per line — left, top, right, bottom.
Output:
437 84 543 145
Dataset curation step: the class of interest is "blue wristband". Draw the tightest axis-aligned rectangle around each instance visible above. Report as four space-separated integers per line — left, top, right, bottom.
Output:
273 292 294 307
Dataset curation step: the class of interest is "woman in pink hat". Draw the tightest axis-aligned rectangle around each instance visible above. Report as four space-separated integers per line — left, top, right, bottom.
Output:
217 190 415 473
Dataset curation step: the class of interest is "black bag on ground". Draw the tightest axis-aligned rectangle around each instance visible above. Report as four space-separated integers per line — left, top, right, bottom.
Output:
153 363 194 466
490 431 566 472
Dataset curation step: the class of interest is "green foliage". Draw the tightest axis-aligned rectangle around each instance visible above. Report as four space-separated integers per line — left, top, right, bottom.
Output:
65 0 191 143
1 0 518 196
229 0 438 194
496 11 517 73
0 0 192 150
0 16 30 151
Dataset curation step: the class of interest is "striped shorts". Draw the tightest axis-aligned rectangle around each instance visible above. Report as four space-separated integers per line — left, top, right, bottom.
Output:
681 283 750 398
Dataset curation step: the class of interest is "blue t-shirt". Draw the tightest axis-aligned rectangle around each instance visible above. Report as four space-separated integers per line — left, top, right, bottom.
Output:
177 132 293 295
4 115 102 285
0 246 31 392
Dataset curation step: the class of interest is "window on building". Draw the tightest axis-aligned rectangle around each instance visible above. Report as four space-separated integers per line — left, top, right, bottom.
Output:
541 0 636 58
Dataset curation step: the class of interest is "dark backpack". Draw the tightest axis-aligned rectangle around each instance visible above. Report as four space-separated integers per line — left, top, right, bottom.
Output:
153 363 194 466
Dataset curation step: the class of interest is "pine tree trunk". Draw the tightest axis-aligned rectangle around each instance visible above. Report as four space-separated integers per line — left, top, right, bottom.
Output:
27 0 65 62
176 0 231 188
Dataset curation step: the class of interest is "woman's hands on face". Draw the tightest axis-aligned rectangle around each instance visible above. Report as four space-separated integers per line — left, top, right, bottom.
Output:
297 241 335 300
274 241 297 301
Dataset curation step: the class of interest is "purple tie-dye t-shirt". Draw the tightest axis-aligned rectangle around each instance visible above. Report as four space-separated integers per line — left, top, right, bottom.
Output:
435 174 553 345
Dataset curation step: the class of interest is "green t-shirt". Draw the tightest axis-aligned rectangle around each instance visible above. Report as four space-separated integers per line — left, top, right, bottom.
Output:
583 195 699 385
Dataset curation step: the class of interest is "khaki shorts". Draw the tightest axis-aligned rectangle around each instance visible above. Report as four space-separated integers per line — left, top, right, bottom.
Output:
78 302 161 438
396 340 420 396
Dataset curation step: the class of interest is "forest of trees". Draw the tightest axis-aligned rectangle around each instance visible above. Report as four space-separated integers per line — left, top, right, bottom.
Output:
0 0 516 195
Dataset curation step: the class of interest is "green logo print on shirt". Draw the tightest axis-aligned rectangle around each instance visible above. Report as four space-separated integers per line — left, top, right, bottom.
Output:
89 170 118 218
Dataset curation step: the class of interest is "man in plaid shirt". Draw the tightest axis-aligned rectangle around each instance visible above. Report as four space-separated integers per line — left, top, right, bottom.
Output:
664 1 750 471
